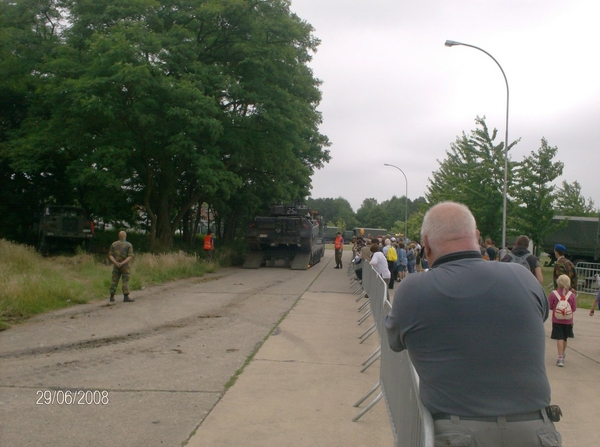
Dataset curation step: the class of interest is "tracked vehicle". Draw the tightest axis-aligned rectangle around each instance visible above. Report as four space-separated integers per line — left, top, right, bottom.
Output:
243 204 325 270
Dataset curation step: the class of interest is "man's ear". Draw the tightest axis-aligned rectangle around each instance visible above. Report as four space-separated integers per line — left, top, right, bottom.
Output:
423 235 433 259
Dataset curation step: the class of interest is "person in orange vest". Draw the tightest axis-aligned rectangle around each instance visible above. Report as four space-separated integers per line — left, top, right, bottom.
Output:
204 229 215 261
334 232 344 269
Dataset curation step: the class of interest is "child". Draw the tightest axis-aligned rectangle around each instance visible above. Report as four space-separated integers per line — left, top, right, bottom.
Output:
549 274 577 367
590 274 600 317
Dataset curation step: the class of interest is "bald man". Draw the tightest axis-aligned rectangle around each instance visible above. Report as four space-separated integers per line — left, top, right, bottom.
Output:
385 202 560 446
109 231 134 303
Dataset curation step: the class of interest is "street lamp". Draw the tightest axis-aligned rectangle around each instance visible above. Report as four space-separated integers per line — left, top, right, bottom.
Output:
384 164 408 240
445 39 510 257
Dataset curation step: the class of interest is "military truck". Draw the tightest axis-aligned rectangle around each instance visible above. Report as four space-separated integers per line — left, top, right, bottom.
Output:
37 206 95 254
243 204 325 270
541 215 600 265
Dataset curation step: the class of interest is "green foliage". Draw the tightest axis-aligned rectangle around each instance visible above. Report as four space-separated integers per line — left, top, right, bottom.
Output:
306 197 357 229
1 0 330 249
354 196 427 232
511 138 563 250
336 218 347 233
554 180 597 216
426 116 518 242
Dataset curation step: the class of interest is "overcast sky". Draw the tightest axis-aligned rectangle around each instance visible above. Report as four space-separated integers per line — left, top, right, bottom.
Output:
290 0 600 212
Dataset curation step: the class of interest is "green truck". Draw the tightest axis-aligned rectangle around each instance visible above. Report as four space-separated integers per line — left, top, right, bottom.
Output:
541 215 600 265
37 206 95 254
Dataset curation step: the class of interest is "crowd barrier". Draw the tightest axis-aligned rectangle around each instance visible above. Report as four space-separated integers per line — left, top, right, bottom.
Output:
349 260 434 447
574 262 600 295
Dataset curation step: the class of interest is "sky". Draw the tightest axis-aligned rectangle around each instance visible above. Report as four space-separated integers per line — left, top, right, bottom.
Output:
290 0 600 212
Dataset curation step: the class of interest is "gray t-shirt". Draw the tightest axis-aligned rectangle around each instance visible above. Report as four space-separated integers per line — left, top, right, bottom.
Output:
384 251 550 417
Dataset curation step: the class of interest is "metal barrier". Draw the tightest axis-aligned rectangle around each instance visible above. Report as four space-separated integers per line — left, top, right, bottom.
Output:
350 261 434 447
575 262 600 295
380 299 434 447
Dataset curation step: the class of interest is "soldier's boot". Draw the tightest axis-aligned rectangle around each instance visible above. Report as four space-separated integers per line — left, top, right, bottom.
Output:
123 294 135 303
109 293 115 303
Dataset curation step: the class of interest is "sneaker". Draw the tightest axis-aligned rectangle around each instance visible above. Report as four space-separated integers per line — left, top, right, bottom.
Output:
556 357 564 367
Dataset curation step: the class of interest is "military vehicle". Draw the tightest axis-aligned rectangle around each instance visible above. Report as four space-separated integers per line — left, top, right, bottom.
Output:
243 204 325 270
37 206 95 254
541 215 600 264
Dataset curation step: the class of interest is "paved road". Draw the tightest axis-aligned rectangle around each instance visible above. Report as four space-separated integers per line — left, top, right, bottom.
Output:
0 257 331 447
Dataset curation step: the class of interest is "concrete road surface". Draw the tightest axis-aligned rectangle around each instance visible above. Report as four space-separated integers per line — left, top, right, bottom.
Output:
0 255 333 447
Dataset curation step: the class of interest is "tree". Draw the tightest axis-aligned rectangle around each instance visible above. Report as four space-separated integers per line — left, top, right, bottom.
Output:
355 198 379 227
426 117 518 242
511 138 563 251
306 197 357 229
3 0 330 248
554 180 597 216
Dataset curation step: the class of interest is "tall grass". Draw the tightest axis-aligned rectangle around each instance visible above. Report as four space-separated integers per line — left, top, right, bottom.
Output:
0 239 219 330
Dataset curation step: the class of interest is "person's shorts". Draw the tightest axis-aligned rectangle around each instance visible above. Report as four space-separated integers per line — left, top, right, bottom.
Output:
396 264 406 272
551 322 574 340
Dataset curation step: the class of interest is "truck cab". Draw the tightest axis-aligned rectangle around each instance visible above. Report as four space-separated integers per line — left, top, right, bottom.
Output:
37 206 94 254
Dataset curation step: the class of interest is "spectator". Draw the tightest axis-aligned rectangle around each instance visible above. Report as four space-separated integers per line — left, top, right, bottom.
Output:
548 274 577 367
369 244 391 292
396 241 408 281
406 242 417 273
500 235 544 284
385 201 560 446
485 238 499 260
384 238 398 290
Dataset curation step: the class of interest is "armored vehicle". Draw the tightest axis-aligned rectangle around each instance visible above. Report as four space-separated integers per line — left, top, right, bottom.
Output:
243 204 325 270
37 206 94 254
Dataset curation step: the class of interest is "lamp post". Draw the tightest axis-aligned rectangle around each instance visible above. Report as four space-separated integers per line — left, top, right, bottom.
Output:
445 39 509 257
384 164 408 240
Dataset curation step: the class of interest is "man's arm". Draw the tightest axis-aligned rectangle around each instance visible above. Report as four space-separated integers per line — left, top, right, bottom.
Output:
534 266 544 284
384 312 406 352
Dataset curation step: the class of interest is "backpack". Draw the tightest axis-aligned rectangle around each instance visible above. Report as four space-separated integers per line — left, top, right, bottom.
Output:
387 246 397 262
553 290 574 320
507 252 531 271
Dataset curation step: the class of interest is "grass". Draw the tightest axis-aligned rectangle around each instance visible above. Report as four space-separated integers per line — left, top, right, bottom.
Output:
0 239 220 331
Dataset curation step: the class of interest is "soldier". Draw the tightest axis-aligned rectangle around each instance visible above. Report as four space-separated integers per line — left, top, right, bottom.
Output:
109 231 134 303
553 244 578 292
334 232 344 269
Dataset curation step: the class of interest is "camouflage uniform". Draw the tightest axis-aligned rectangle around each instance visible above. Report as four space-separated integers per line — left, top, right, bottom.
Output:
109 239 134 294
553 256 578 291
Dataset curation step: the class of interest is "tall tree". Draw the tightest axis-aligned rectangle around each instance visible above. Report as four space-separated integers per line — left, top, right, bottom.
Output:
511 138 563 250
306 197 357 229
3 0 330 248
554 180 597 216
426 117 518 242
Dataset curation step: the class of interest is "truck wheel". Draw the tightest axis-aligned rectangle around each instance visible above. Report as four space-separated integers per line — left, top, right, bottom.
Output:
38 237 49 256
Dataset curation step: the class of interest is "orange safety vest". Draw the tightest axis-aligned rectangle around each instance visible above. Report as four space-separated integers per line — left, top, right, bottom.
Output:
204 235 213 250
334 236 343 250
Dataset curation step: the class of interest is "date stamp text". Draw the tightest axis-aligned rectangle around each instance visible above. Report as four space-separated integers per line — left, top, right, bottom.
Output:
36 389 110 405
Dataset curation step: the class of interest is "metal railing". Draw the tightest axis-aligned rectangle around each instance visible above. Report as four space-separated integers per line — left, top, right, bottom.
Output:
575 262 600 295
350 261 434 447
